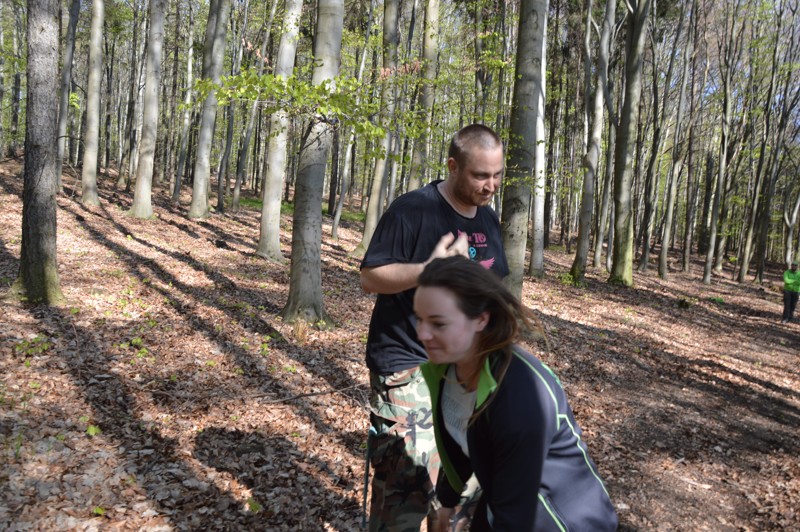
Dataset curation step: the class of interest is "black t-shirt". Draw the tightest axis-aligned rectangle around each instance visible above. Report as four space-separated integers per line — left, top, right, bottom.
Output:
361 180 509 375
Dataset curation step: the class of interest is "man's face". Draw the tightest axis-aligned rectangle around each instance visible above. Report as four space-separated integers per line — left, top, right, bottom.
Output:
793 263 798 272
448 146 504 208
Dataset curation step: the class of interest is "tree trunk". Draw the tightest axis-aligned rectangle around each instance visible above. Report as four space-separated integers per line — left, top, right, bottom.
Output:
524 0 548 281
188 0 231 219
281 0 344 326
56 0 81 185
11 0 65 304
256 0 304 261
571 0 614 285
118 0 141 190
233 0 279 212
129 0 165 219
332 0 375 239
0 1 5 157
173 3 195 203
704 2 745 284
659 16 692 280
351 0 399 258
216 0 249 214
8 5 22 156
406 0 438 192
80 0 104 206
609 0 651 286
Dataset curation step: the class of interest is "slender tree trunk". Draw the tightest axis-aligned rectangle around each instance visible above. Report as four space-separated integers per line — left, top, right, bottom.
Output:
8 5 22 156
594 113 616 269
80 0 104 206
704 2 745 284
118 1 141 189
659 18 692 279
233 0 278 212
332 0 375 239
216 0 249 214
56 0 81 185
351 0 399 258
173 3 195 203
571 0 614 284
129 0 165 219
281 0 344 325
256 0 304 261
0 1 5 158
188 0 231 218
11 0 64 304
407 0 438 192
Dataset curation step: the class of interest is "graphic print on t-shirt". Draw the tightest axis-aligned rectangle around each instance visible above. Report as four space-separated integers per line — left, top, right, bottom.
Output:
457 229 497 270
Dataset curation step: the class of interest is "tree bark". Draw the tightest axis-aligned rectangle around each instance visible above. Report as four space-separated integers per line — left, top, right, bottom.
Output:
80 0 104 206
256 0 304 261
281 0 344 326
233 0 279 212
332 0 375 239
351 0 399 258
609 0 651 286
129 0 165 219
571 0 615 285
11 0 65 304
56 0 81 185
173 3 195 203
188 0 231 219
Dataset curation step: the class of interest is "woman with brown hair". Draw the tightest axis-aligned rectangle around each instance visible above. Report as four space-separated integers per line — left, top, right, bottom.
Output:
415 256 617 531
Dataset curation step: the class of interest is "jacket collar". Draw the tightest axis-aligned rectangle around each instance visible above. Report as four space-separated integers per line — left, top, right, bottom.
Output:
421 356 499 409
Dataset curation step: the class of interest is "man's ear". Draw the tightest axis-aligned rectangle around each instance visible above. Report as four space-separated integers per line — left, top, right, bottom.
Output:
447 157 458 175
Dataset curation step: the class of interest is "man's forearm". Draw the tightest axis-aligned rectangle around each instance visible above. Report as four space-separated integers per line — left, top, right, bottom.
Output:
361 263 426 294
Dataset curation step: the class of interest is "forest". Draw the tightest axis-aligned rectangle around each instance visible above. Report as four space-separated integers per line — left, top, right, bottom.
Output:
1 0 799 529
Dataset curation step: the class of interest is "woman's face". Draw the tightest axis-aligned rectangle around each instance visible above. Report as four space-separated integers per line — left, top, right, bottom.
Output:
414 286 489 367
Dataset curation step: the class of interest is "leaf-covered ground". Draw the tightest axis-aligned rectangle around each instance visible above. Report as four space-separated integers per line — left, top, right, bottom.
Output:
1 161 797 531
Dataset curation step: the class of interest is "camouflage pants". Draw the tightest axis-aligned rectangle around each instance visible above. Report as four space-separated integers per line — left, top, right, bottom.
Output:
368 367 440 532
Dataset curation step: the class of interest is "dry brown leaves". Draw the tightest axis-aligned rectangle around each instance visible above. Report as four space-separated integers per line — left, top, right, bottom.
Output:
0 161 798 530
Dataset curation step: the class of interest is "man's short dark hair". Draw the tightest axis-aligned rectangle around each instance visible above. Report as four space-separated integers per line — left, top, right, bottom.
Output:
448 124 502 167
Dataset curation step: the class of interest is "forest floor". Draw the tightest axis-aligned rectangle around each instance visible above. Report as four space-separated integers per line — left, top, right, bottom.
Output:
0 159 798 531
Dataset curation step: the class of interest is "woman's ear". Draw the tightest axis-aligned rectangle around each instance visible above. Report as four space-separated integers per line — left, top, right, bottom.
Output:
475 311 490 332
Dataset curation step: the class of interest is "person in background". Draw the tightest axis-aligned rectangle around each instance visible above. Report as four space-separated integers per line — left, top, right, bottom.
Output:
415 256 618 532
782 261 800 324
360 124 509 531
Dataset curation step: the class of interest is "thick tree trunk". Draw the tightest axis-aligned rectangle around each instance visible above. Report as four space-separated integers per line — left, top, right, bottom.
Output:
609 0 651 286
80 0 104 206
503 0 547 295
11 0 65 305
524 0 548 280
129 0 165 219
281 0 344 326
256 0 304 261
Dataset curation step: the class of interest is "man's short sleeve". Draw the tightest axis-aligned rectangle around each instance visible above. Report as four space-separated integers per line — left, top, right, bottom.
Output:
361 210 416 269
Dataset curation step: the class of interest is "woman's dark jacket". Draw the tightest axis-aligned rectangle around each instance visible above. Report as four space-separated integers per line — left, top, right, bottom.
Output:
420 347 618 531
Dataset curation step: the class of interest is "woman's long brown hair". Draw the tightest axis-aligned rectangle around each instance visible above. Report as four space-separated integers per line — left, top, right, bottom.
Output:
417 256 543 402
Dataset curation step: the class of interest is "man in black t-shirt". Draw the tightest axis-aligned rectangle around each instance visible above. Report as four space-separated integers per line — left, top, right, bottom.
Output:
361 124 509 531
